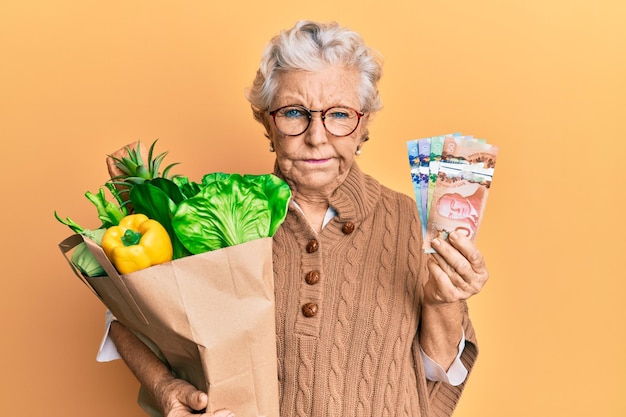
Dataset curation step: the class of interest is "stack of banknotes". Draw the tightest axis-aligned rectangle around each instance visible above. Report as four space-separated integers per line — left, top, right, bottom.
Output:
407 133 499 253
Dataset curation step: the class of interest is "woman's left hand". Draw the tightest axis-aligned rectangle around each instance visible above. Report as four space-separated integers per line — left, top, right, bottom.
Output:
424 231 489 305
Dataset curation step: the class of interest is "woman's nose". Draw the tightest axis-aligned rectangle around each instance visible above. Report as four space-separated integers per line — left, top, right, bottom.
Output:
305 114 328 145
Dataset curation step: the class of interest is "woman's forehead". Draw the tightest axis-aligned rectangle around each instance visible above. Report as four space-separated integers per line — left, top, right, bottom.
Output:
272 67 361 108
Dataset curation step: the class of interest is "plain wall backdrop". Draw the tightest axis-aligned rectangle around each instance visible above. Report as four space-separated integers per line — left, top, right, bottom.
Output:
1 1 625 416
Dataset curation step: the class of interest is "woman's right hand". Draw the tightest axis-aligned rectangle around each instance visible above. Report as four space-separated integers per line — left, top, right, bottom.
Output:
154 377 234 417
109 322 234 417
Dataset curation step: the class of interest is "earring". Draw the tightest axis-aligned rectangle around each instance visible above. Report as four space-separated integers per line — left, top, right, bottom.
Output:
355 148 361 155
269 143 275 152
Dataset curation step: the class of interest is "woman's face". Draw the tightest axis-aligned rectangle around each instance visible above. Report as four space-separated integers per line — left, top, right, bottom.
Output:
264 65 368 199
437 194 471 219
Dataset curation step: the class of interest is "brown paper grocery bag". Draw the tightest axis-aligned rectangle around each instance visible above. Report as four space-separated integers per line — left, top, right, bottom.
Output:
59 234 280 417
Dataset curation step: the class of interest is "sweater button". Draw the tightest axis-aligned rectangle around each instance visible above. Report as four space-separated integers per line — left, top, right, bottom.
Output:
342 222 355 234
306 239 319 253
302 302 318 317
305 270 320 285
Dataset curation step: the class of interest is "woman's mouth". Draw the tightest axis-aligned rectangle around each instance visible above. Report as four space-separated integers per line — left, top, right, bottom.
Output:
304 158 331 164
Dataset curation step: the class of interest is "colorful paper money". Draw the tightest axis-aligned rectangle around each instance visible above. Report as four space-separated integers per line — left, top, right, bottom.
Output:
406 134 498 253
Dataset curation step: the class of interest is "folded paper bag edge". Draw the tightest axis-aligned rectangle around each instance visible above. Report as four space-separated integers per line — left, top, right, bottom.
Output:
82 234 150 325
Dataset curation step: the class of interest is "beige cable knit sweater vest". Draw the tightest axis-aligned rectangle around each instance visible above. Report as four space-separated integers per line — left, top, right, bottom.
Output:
271 164 478 417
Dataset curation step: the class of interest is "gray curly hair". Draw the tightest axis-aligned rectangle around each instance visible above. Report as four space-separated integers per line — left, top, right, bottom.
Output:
246 20 383 128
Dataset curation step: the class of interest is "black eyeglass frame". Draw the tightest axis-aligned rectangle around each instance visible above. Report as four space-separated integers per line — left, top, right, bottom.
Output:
268 104 365 137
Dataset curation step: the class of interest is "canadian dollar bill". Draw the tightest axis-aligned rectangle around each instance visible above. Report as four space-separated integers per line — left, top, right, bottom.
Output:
406 133 498 252
417 138 431 231
406 139 425 228
423 138 498 252
441 135 495 174
426 135 445 222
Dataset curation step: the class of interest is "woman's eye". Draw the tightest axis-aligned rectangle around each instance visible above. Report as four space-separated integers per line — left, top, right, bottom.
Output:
282 108 307 118
327 109 351 119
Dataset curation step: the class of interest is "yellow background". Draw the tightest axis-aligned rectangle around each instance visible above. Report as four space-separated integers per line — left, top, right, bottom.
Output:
1 1 624 416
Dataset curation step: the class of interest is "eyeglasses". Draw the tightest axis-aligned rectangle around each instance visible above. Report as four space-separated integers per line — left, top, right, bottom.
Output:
269 105 365 137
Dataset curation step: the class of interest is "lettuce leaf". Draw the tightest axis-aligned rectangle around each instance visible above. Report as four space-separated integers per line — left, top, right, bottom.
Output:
171 173 291 254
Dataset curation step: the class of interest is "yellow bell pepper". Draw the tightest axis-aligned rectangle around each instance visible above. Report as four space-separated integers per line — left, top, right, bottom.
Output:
101 213 173 274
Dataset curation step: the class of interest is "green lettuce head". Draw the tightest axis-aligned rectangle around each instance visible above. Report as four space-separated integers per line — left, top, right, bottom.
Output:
171 173 291 254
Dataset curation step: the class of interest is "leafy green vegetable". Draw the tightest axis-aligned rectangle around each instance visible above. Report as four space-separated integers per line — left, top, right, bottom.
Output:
72 228 107 277
55 184 127 234
54 211 87 234
129 180 191 259
171 173 291 254
173 176 202 199
85 186 128 228
149 178 186 205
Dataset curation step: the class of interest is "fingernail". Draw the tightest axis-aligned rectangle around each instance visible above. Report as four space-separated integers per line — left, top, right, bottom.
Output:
449 231 458 240
432 238 441 247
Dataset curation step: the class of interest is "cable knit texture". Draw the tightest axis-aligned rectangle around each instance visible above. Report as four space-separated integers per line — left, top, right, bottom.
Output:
272 163 478 417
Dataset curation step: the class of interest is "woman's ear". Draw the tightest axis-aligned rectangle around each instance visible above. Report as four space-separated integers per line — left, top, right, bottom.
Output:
259 113 273 139
360 128 370 143
251 105 272 139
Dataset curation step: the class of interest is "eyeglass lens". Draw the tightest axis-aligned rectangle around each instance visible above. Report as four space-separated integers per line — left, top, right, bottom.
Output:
272 105 361 137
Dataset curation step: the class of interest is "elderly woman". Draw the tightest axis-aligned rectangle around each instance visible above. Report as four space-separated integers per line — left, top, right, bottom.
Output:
107 20 488 417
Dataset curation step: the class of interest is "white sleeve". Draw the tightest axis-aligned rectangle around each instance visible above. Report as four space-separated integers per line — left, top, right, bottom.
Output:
420 328 468 386
96 310 122 362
